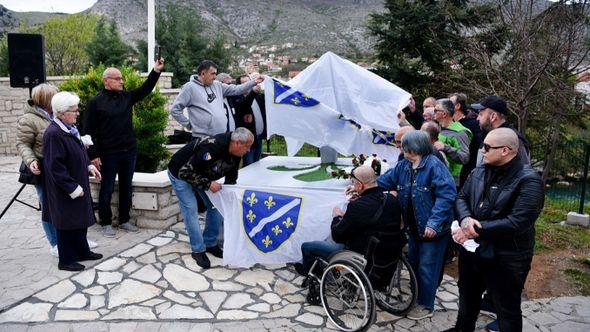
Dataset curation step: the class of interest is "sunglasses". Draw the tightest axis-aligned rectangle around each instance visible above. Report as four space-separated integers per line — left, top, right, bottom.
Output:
482 143 512 152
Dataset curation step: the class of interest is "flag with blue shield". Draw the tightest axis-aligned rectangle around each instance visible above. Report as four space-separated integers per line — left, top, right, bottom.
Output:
207 185 346 268
242 190 301 253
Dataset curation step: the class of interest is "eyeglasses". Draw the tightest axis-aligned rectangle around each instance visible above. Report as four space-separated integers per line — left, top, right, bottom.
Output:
482 143 512 152
434 109 446 113
107 77 124 81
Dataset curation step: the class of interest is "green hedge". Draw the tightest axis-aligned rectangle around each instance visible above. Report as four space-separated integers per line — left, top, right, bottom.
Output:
60 65 170 172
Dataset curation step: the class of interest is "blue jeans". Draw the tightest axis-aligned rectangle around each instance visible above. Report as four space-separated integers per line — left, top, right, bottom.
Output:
242 137 263 166
98 149 136 225
301 239 345 274
407 234 449 309
35 184 57 247
168 171 222 253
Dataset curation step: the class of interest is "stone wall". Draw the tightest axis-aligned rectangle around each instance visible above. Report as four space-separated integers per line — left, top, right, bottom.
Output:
89 171 181 230
0 72 180 156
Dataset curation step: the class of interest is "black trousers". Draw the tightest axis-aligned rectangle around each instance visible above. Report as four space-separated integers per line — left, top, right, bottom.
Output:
98 149 136 225
56 228 91 265
455 247 532 332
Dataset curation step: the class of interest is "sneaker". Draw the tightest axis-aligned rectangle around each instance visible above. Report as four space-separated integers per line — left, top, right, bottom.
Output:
87 239 98 249
119 222 140 233
406 305 433 320
50 245 58 257
102 225 116 238
206 245 223 258
191 252 211 269
486 320 499 332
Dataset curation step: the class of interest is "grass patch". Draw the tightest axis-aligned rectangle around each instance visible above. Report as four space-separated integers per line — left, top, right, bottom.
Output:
564 268 590 296
535 198 590 252
293 163 346 182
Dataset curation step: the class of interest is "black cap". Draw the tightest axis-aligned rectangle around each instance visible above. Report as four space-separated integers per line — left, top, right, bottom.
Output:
471 95 508 115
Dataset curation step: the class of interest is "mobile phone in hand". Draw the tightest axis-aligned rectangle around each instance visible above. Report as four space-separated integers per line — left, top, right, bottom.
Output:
156 46 161 61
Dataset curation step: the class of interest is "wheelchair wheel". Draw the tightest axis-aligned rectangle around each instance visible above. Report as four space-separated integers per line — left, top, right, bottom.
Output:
320 260 376 332
375 255 417 315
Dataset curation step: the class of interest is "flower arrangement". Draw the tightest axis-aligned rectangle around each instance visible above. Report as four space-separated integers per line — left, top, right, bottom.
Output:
330 154 390 179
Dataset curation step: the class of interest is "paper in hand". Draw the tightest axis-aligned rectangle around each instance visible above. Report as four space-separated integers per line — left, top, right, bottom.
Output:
451 220 479 253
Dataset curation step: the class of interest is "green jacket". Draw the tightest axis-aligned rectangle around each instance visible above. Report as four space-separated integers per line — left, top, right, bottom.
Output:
439 121 472 181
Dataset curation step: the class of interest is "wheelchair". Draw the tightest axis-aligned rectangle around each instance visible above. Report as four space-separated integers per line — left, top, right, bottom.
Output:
302 236 418 332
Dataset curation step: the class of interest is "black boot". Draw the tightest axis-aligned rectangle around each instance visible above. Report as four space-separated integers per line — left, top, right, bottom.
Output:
58 262 85 271
192 252 211 269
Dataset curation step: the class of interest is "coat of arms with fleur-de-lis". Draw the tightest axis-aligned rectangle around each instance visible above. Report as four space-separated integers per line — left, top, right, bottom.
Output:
242 190 302 253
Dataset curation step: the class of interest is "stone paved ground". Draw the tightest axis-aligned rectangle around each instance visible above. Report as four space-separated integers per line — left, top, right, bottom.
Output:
0 156 589 331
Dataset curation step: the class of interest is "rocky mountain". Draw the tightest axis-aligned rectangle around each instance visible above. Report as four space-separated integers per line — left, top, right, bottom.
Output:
0 0 385 57
89 0 385 56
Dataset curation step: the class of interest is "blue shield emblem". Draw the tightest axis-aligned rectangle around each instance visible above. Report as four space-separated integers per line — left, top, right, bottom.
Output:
242 190 302 253
371 129 396 147
272 79 319 107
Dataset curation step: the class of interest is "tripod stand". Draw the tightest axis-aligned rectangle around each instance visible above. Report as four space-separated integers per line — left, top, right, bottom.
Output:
0 183 41 220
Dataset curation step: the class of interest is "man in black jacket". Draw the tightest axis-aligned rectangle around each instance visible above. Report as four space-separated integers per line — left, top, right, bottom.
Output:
295 165 403 278
84 59 165 237
167 128 254 269
231 74 266 166
447 128 544 332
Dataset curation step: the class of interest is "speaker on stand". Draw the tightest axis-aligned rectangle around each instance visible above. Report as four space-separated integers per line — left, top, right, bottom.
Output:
0 33 46 220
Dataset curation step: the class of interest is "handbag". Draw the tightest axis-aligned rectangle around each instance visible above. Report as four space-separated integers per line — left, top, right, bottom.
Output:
18 160 42 186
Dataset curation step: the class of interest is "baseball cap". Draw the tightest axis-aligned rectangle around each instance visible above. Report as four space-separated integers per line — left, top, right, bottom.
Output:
471 95 508 115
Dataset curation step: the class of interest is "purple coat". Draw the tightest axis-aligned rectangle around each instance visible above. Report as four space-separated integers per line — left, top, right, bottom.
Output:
42 121 95 230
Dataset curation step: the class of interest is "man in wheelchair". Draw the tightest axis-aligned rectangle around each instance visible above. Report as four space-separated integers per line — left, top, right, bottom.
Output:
295 165 404 289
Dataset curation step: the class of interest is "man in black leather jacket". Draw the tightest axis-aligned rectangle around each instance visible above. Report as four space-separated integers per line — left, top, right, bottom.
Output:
295 165 403 283
447 128 544 332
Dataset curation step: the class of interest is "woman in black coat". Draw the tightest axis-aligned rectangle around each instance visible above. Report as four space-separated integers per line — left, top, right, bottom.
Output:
43 91 103 271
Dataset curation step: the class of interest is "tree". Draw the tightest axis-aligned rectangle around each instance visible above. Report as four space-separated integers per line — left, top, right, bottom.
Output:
0 35 9 76
60 65 169 172
136 3 233 87
39 14 99 75
367 0 493 101
449 0 590 179
85 18 135 68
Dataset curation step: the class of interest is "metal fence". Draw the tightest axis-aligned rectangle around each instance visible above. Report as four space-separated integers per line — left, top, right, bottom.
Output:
542 141 590 214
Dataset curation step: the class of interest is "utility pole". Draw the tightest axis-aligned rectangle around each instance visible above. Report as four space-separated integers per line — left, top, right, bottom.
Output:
147 0 155 72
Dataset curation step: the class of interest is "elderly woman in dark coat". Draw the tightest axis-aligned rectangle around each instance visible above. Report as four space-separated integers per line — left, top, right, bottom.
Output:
43 91 103 271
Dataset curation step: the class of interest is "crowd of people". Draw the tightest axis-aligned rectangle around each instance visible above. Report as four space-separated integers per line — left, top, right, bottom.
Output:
298 93 544 331
15 58 545 331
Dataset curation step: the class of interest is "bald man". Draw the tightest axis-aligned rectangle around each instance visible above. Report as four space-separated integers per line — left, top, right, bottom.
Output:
447 128 544 332
295 166 403 285
84 59 165 237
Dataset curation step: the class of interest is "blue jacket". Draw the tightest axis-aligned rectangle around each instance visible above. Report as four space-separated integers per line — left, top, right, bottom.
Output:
377 154 456 237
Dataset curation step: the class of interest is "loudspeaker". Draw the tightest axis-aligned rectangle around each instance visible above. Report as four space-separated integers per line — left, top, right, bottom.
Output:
7 33 46 88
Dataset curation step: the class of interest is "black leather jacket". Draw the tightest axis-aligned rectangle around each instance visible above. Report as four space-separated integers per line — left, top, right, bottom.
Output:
331 187 403 255
455 157 544 255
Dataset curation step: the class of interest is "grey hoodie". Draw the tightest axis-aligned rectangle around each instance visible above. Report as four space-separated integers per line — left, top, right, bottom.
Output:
170 75 257 137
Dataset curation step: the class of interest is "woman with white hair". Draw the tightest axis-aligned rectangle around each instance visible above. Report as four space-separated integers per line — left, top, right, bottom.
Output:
43 91 103 271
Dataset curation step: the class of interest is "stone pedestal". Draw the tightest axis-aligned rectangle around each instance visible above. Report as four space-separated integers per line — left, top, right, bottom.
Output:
90 171 181 230
564 212 590 227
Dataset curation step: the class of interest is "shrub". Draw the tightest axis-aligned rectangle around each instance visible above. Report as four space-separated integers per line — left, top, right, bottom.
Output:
60 65 170 172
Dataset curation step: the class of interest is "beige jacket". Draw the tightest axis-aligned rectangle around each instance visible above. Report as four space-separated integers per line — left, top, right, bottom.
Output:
16 104 51 166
